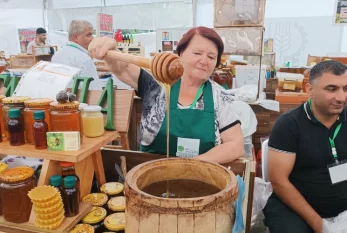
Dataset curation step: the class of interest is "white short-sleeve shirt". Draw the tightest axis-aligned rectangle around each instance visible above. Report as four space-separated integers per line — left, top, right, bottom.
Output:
51 41 104 90
26 40 50 55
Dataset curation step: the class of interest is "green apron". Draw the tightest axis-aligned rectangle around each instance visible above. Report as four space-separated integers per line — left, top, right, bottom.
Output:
140 79 215 157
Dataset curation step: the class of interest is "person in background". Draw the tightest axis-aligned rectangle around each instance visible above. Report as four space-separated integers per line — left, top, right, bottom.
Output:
264 60 347 233
27 28 52 55
52 20 103 90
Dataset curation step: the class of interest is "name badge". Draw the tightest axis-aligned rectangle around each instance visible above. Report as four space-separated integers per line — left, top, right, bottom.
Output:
328 160 347 184
176 137 200 158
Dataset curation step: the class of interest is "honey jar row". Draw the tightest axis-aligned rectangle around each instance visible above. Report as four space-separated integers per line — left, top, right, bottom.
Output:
0 93 106 149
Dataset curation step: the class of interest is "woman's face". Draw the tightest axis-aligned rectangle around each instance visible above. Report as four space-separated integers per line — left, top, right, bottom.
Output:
180 35 218 82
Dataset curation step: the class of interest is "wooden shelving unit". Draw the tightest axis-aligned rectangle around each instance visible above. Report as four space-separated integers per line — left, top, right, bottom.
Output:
0 131 120 233
117 44 145 56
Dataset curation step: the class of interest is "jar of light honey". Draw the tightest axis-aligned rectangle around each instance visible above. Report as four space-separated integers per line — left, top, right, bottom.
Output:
2 96 31 138
24 98 53 144
0 95 5 138
82 106 105 138
50 101 83 143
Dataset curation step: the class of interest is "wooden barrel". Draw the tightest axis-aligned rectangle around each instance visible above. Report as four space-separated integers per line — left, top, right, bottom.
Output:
125 158 239 233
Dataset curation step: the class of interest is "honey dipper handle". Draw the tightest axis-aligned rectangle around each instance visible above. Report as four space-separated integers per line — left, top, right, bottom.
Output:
106 50 151 69
120 156 127 178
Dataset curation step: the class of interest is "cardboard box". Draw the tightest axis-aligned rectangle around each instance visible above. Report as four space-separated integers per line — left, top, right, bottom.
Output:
47 132 80 151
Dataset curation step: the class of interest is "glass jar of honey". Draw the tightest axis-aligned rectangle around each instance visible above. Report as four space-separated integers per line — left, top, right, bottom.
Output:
82 106 105 138
0 162 8 216
2 96 30 138
24 98 53 144
0 95 5 138
50 101 83 143
0 166 36 223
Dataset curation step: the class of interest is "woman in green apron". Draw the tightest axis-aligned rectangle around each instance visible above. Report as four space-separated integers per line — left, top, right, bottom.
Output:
89 27 245 164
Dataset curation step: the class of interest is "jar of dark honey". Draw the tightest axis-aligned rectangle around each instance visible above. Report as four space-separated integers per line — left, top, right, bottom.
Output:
0 166 36 223
2 96 30 138
49 101 83 143
24 98 53 144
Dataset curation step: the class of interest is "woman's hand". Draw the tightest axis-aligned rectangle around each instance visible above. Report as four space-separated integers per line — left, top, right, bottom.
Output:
88 37 140 90
88 36 117 60
196 124 244 164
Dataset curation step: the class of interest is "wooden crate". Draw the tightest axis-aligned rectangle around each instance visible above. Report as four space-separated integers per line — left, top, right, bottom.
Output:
275 89 309 104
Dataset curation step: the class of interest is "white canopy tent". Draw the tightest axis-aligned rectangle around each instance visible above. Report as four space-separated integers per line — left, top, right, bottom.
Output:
1 0 347 65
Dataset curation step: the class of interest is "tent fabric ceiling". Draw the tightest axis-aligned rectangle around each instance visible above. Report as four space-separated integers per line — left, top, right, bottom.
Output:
47 1 193 31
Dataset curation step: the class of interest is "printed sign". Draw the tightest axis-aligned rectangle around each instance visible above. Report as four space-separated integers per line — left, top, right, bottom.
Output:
13 61 80 99
335 0 347 24
18 28 36 53
162 31 170 41
97 13 113 37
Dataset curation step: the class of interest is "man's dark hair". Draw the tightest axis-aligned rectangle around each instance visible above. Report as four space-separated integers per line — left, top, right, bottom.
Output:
310 60 347 82
36 28 47 35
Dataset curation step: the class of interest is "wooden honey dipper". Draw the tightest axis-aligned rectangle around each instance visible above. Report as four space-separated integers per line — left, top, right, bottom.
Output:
106 51 178 165
106 51 184 85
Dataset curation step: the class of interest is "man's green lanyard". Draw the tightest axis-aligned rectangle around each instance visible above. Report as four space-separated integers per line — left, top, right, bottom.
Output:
35 42 46 54
308 98 342 162
189 83 205 109
67 43 85 53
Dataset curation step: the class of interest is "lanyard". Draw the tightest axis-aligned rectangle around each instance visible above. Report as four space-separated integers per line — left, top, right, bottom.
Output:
67 43 86 53
35 42 46 54
189 83 205 109
308 98 342 162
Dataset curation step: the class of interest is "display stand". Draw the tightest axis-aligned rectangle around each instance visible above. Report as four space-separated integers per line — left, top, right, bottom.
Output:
0 131 119 233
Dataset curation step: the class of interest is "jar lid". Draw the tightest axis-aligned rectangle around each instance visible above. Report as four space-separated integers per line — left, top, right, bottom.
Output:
60 162 75 168
104 213 126 231
3 96 30 104
79 103 88 110
82 193 108 207
64 176 76 188
69 224 95 233
24 98 53 107
34 110 45 120
0 166 34 182
100 182 124 195
49 175 62 187
83 105 102 112
8 108 20 118
107 196 125 212
50 101 79 110
82 207 107 224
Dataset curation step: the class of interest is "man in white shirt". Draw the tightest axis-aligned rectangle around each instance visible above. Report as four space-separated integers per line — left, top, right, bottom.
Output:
52 20 103 90
27 28 51 55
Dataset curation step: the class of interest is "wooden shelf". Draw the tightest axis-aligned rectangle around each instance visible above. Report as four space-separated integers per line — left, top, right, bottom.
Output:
0 202 92 233
0 131 120 163
0 132 118 233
